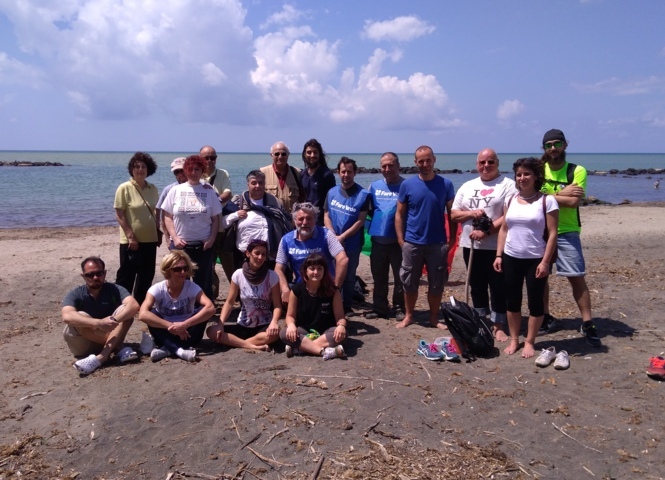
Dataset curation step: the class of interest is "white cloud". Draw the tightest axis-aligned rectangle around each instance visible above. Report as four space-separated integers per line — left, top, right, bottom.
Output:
0 52 44 87
0 0 255 121
260 4 304 29
573 76 665 95
497 99 525 121
363 16 435 42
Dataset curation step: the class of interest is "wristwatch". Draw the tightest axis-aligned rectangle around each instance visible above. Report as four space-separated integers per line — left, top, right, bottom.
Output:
110 316 117 322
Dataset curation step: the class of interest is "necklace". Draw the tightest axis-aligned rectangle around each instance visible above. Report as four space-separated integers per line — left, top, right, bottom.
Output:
519 192 538 200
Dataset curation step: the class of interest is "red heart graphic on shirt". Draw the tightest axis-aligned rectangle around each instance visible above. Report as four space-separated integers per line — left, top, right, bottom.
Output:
480 189 494 196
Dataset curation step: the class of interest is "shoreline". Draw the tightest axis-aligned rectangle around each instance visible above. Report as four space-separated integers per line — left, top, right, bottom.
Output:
2 202 663 232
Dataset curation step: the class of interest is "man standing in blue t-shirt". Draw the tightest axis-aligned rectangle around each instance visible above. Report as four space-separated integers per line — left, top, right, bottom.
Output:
395 145 457 329
324 157 370 314
366 152 406 321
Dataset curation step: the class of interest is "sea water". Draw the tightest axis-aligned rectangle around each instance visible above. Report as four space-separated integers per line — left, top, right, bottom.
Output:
1 151 663 228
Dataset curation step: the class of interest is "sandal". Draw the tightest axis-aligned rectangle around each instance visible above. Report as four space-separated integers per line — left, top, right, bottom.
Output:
646 356 665 379
74 354 101 375
117 347 139 364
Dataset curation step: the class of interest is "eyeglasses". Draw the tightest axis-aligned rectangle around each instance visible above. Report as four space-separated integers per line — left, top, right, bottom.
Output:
203 155 217 161
171 266 189 273
478 160 496 165
173 169 184 175
544 141 564 149
272 152 288 157
83 270 106 279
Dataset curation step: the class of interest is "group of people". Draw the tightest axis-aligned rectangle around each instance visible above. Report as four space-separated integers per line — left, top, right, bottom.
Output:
62 129 600 375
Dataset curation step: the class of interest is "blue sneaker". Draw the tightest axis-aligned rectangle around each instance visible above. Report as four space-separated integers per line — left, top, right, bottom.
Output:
417 340 444 361
441 341 460 362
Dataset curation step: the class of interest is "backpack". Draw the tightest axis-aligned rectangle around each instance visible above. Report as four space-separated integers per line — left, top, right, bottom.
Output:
441 296 494 360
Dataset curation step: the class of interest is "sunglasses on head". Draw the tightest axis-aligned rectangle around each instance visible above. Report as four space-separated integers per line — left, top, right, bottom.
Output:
544 140 564 149
171 266 189 273
83 270 106 279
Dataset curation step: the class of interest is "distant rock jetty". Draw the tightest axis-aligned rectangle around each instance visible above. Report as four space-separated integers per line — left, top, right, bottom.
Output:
0 161 66 167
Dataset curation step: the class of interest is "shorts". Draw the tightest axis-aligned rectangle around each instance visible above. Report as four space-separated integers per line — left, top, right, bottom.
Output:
555 232 586 277
400 242 449 295
62 305 126 357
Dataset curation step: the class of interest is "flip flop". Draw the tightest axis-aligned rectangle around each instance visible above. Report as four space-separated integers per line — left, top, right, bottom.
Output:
117 347 139 364
74 354 101 375
646 356 665 379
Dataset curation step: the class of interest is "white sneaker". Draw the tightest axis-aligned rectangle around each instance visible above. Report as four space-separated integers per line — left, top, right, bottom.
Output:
150 347 170 363
554 350 570 370
535 346 557 367
178 348 197 363
139 331 154 355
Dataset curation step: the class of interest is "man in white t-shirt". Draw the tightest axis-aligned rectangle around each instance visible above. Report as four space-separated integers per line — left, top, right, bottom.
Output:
451 148 517 341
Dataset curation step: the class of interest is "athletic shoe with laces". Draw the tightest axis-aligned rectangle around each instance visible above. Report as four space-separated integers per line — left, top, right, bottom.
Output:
394 307 406 322
178 348 197 363
139 331 155 355
416 340 444 361
322 345 346 361
538 314 557 335
150 347 170 363
554 350 570 370
365 311 383 320
441 341 460 362
580 322 602 347
535 346 557 367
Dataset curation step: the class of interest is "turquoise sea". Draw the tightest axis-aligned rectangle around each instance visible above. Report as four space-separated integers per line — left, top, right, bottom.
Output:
1 151 663 228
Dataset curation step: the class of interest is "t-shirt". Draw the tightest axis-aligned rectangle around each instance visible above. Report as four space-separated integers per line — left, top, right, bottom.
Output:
276 226 344 283
397 175 455 245
147 280 202 323
202 167 232 232
62 283 130 318
541 161 586 234
232 269 279 328
156 181 178 210
222 197 269 252
504 195 559 259
114 179 159 243
162 182 223 242
324 183 370 252
368 177 404 243
292 282 336 333
452 175 517 250
301 166 336 225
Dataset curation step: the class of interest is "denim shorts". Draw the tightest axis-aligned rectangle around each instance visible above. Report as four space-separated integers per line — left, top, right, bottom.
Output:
555 232 586 277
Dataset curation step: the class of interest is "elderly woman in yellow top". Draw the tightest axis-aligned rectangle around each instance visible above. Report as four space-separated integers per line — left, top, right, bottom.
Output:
114 152 160 305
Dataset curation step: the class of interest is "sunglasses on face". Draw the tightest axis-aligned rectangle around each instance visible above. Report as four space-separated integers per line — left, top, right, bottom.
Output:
478 160 496 165
173 169 184 175
203 155 217 161
171 266 189 273
272 152 288 157
83 270 106 279
544 140 564 149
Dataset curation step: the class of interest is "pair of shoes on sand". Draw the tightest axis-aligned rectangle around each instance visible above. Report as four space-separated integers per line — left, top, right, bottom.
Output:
535 346 569 370
74 346 138 375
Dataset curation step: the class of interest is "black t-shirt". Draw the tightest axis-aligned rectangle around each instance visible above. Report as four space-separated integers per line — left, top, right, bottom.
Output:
293 282 336 333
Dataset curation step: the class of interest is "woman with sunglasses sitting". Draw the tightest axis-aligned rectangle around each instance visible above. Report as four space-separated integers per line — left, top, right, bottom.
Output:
206 239 280 351
139 250 215 363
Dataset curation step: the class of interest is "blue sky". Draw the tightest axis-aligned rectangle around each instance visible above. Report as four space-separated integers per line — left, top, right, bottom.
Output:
0 1 664 153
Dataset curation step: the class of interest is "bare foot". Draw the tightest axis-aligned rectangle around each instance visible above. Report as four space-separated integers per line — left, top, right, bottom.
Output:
252 345 271 352
521 341 536 358
430 320 448 330
396 317 413 329
494 328 509 342
504 339 519 355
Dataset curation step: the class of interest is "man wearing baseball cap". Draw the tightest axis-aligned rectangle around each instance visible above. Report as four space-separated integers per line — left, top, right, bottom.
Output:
539 129 600 347
155 157 188 246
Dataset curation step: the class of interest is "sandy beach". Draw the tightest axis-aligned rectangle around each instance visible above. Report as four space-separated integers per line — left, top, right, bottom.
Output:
1 204 664 479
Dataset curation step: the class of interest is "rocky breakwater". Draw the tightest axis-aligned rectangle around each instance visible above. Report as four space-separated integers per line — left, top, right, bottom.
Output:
0 161 66 167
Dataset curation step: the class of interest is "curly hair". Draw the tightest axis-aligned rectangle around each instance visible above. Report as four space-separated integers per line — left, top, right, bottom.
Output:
127 152 157 177
160 250 198 280
183 155 207 176
301 138 328 169
512 157 545 191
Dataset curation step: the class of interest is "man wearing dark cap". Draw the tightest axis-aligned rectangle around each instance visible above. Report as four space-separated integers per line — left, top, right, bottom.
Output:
539 129 600 347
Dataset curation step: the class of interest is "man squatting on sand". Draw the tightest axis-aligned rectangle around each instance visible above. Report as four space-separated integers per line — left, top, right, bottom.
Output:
62 256 140 375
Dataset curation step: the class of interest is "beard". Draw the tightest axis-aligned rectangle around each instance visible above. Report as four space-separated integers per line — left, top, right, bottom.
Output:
542 149 566 164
